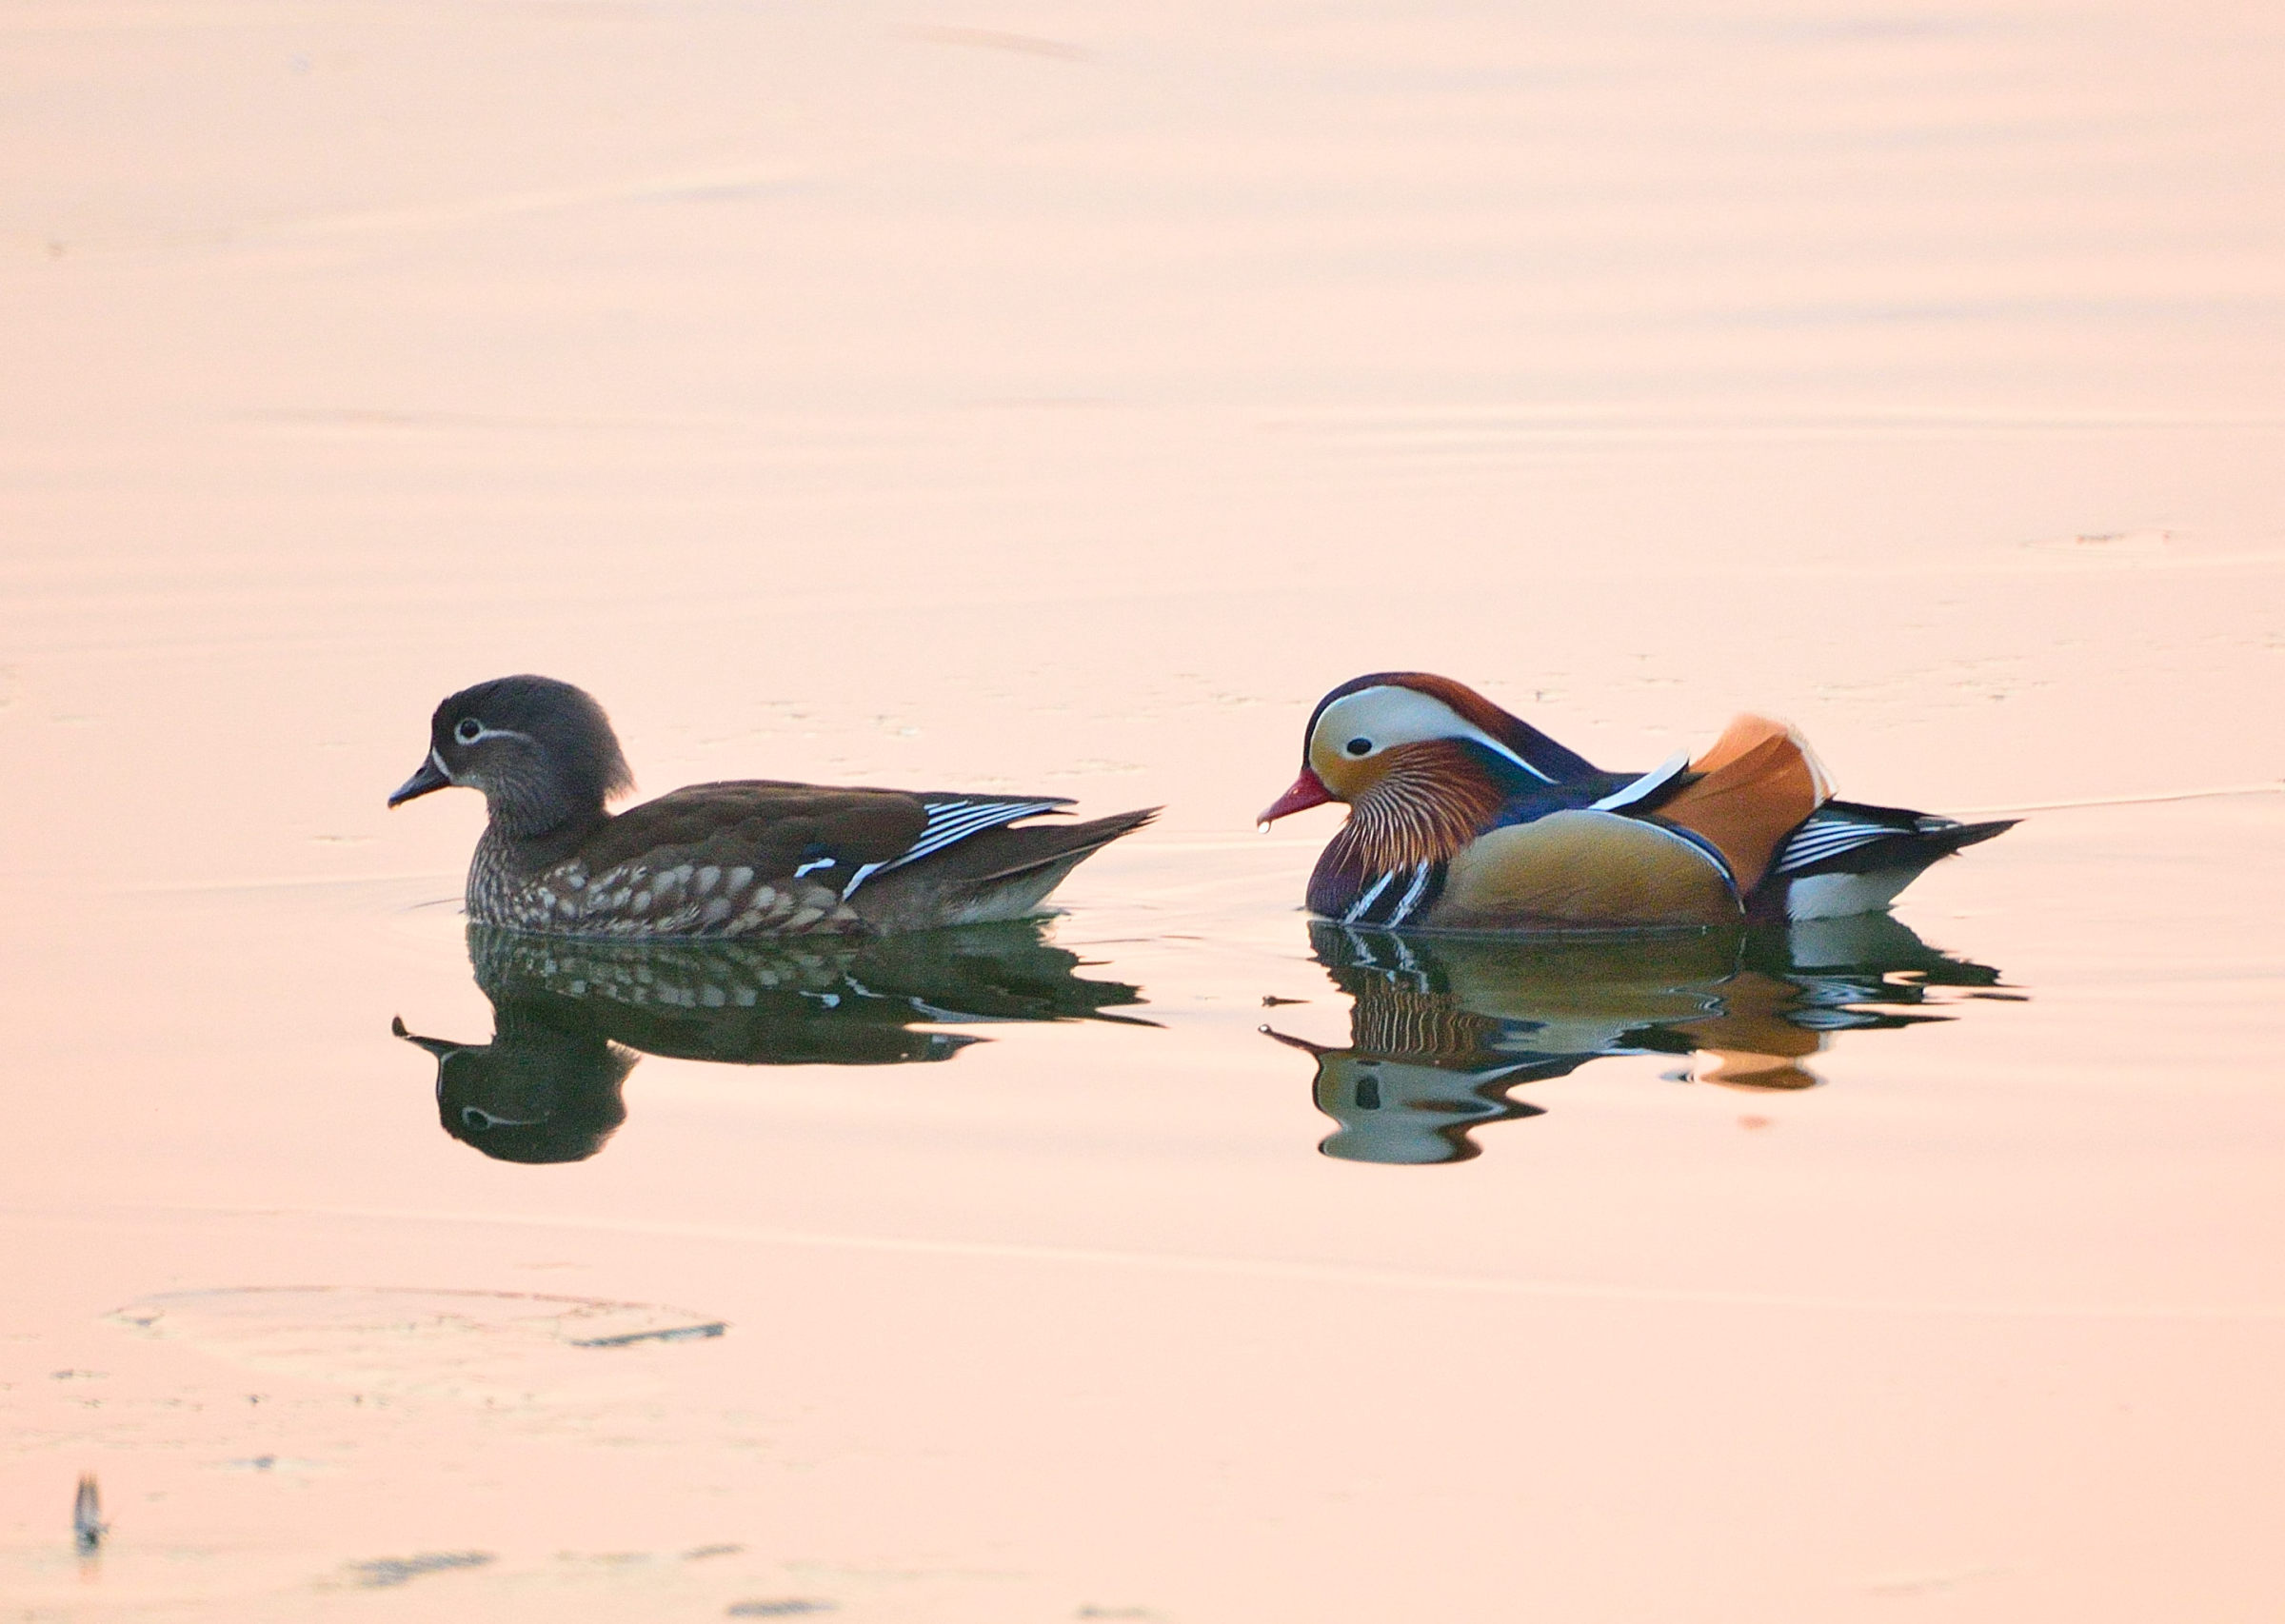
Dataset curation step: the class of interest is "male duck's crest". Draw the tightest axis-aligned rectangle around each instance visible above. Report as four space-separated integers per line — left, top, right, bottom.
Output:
1262 672 2014 931
1262 671 1599 822
390 675 1155 939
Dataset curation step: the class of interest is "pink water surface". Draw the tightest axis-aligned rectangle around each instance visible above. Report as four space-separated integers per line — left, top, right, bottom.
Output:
4 2 2283 1619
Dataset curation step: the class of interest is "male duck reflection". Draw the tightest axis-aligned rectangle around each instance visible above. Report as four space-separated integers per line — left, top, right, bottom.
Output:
1262 673 2014 929
1266 916 2006 1164
395 921 1147 1162
389 676 1154 937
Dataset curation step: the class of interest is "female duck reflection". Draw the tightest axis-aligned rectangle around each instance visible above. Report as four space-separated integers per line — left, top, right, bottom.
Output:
394 921 1148 1162
1263 915 2009 1165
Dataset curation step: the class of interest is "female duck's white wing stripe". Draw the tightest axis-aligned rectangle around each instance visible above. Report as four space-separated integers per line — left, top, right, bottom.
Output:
842 798 1071 896
893 798 1067 866
1589 750 1693 813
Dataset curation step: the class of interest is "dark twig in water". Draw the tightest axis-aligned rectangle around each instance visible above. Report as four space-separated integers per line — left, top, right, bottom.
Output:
346 1551 495 1588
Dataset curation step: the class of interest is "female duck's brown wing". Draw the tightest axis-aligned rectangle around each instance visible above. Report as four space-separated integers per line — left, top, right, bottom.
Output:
580 781 936 881
555 782 1135 936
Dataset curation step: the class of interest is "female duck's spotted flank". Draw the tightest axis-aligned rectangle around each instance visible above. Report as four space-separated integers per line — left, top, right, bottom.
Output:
1261 671 2015 932
389 675 1154 938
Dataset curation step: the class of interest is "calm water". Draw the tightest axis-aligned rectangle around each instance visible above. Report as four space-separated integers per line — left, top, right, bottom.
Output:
6 2 2284 1619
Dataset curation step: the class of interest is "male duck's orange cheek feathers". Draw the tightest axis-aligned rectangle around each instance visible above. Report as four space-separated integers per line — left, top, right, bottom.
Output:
1309 746 1401 804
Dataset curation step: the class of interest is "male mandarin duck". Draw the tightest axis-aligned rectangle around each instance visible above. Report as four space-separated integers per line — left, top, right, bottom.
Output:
388 676 1155 937
1260 672 2014 930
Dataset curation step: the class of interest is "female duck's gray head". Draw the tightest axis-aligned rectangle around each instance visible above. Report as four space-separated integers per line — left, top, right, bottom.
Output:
387 675 634 838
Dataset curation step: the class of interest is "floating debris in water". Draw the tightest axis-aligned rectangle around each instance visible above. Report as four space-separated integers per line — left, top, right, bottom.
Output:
345 1551 494 1588
685 1543 745 1560
73 1474 105 1554
726 1602 836 1617
568 1320 726 1348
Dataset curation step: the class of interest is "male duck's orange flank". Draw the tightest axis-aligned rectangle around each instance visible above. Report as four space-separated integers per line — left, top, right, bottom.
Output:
1261 672 2013 931
389 675 1154 938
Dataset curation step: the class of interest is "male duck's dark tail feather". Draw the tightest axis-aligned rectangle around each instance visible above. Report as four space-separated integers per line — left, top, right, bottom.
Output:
848 807 1159 932
1753 802 2017 922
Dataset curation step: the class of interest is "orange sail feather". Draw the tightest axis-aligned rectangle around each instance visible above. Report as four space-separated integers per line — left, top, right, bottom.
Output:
1654 716 1832 894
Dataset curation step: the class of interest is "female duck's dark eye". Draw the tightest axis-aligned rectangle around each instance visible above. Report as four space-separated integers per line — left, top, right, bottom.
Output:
1345 737 1372 757
454 717 483 744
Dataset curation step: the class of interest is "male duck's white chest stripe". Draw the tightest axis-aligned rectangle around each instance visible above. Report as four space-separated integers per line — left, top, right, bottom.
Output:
1384 862 1436 925
1341 862 1438 927
1341 869 1397 924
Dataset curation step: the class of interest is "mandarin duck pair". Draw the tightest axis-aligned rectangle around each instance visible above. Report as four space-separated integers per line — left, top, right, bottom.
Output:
389 673 2013 938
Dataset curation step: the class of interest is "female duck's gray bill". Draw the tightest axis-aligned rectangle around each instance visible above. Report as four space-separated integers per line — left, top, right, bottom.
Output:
387 748 452 807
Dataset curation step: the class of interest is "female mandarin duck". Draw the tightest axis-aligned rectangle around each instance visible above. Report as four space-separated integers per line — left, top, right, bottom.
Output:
388 676 1154 937
1260 672 2013 930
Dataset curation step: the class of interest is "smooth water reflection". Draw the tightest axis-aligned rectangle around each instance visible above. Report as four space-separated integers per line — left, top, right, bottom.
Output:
394 921 1149 1162
1267 917 2008 1164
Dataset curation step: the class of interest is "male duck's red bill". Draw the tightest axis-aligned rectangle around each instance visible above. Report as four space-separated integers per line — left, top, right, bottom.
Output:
1261 671 2014 931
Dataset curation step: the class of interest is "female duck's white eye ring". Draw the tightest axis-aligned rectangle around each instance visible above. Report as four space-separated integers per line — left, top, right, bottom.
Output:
454 717 484 744
1344 737 1373 757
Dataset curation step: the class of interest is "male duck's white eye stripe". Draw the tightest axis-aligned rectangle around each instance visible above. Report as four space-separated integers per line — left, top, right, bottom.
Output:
1382 862 1434 926
1342 869 1397 924
1468 732 1555 783
1317 687 1558 783
1590 751 1692 812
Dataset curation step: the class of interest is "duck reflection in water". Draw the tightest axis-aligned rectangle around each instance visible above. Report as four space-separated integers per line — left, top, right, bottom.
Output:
395 921 1147 1163
1263 915 2006 1165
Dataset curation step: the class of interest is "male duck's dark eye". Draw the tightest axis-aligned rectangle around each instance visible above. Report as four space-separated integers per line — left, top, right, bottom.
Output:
454 717 483 744
1345 737 1373 757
